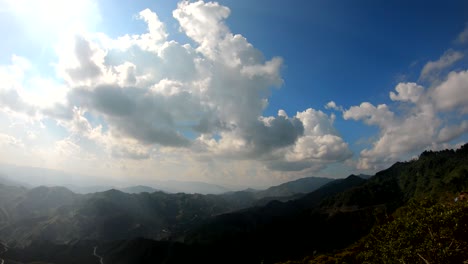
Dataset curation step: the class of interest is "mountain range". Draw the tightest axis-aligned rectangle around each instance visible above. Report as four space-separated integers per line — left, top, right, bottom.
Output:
0 164 232 195
0 144 467 263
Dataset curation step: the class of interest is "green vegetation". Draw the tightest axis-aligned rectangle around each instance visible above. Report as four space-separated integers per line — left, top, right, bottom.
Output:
277 144 468 264
359 199 468 263
280 199 468 264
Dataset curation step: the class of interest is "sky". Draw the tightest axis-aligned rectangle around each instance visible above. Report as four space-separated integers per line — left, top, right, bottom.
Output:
0 0 467 188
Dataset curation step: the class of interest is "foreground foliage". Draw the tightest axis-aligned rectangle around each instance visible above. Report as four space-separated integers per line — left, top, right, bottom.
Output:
281 199 468 264
359 199 468 264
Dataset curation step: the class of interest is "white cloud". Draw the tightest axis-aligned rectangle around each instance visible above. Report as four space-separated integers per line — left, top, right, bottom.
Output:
431 70 468 113
138 8 167 44
50 2 300 158
2 0 101 41
173 1 230 60
65 35 103 83
276 108 352 171
344 68 468 170
0 133 24 148
343 102 395 127
390 82 424 103
324 101 343 111
420 50 464 81
438 121 468 143
0 55 30 93
0 88 36 116
0 1 354 186
287 134 350 162
355 110 438 170
343 98 437 170
0 56 38 116
192 107 352 173
457 24 468 44
55 33 107 87
54 138 81 157
0 55 69 116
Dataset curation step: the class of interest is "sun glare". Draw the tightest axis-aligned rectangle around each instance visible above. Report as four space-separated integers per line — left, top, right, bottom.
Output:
3 0 100 39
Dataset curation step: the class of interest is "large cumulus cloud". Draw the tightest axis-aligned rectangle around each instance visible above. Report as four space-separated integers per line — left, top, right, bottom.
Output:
2 1 466 184
27 0 351 174
341 62 468 170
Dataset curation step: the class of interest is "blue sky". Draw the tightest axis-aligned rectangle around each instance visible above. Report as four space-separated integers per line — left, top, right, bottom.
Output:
0 0 467 187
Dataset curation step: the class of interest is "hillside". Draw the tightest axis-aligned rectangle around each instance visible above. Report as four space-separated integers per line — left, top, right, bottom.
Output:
278 144 468 263
281 199 468 264
180 144 468 263
321 144 468 211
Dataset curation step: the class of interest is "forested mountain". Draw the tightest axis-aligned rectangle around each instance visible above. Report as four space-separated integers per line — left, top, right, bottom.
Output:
0 144 467 264
119 185 161 194
253 176 334 199
0 175 332 248
279 145 468 263
0 188 246 246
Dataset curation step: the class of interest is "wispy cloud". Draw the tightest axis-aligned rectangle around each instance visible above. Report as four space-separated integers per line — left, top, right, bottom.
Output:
419 49 464 81
457 23 468 44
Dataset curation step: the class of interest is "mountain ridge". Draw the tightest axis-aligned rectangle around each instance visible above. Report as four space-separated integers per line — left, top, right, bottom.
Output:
0 144 467 263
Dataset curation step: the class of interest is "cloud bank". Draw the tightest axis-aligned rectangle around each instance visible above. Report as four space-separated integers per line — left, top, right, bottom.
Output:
0 1 467 185
0 1 351 185
342 67 468 170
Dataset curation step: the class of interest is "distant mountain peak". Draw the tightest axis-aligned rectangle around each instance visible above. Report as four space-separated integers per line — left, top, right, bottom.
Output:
119 185 161 194
254 176 334 199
